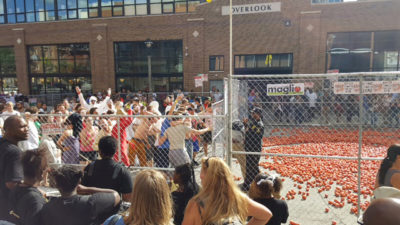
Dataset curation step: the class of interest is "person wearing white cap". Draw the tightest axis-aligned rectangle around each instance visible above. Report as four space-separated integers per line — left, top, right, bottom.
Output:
76 87 112 114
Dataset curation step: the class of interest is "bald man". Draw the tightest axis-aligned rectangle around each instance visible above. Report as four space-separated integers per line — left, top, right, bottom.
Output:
363 198 400 225
0 116 29 220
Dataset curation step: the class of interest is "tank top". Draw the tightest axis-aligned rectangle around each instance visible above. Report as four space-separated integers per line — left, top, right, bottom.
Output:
196 199 243 225
383 169 400 187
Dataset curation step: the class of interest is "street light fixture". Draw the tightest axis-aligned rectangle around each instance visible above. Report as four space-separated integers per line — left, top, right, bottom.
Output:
144 39 154 92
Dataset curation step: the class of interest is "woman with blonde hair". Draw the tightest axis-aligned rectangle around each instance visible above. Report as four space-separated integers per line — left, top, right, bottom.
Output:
103 169 173 225
183 157 272 225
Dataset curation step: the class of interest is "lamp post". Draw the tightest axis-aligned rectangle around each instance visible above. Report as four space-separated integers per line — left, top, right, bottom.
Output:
144 39 153 93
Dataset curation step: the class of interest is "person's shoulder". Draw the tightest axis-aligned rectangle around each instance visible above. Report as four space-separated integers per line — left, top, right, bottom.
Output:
0 139 21 153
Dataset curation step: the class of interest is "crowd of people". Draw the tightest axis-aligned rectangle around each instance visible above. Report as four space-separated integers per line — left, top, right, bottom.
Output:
249 88 400 126
0 87 220 169
0 85 400 225
0 115 278 225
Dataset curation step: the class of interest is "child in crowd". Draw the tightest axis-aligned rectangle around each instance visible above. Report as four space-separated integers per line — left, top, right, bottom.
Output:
249 173 289 225
172 163 199 225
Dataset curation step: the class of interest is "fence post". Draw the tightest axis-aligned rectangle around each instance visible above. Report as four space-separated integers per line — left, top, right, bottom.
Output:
117 117 122 163
357 74 364 216
226 0 233 167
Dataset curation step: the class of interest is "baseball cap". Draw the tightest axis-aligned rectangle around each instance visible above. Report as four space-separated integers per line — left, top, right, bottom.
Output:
251 107 263 115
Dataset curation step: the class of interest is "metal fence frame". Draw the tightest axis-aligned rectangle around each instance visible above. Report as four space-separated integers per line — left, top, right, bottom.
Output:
227 71 400 217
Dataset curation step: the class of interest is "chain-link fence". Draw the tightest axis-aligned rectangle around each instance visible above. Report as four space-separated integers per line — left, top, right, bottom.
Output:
228 72 400 225
1 112 223 171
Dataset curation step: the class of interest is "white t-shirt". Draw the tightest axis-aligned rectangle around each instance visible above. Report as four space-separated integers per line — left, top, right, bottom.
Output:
1 110 20 120
165 125 191 150
307 92 318 108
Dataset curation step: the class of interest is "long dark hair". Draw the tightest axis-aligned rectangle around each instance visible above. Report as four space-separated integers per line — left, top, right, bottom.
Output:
378 144 400 185
65 113 83 138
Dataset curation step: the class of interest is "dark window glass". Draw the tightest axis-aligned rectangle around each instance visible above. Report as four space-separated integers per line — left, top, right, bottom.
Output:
44 59 59 73
7 14 16 23
327 32 372 73
43 46 58 59
68 0 77 8
59 59 75 73
30 61 44 73
46 0 55 10
28 44 91 94
6 0 15 13
234 53 293 74
374 31 400 51
15 0 24 13
0 16 4 23
46 10 55 20
0 47 16 75
0 0 4 13
209 56 224 71
16 13 25 22
58 0 67 9
68 9 77 18
26 12 35 21
115 40 183 76
35 0 45 11
58 10 67 19
58 45 74 59
26 0 34 12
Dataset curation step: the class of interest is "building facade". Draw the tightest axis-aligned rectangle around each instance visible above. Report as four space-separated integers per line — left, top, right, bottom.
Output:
0 0 399 94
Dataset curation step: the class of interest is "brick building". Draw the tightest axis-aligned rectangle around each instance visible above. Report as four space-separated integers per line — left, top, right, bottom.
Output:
0 0 399 95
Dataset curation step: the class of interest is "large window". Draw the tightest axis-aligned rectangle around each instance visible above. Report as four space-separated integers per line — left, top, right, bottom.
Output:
0 47 18 93
0 0 201 23
234 53 293 74
209 55 224 72
28 43 91 94
114 40 183 92
326 31 400 72
312 0 362 4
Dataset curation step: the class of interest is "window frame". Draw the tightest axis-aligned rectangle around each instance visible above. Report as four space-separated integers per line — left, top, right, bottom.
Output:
209 55 224 72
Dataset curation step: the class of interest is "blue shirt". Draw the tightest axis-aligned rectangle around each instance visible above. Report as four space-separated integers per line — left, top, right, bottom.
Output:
159 118 170 149
103 215 124 225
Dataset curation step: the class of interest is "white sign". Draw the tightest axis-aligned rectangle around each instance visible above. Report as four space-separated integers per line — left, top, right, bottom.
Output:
194 76 203 88
334 81 400 94
41 123 64 136
267 83 304 96
222 2 281 16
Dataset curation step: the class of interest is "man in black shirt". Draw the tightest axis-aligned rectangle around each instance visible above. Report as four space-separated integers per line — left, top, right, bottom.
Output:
242 107 265 191
40 165 120 225
81 136 133 201
0 116 28 220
